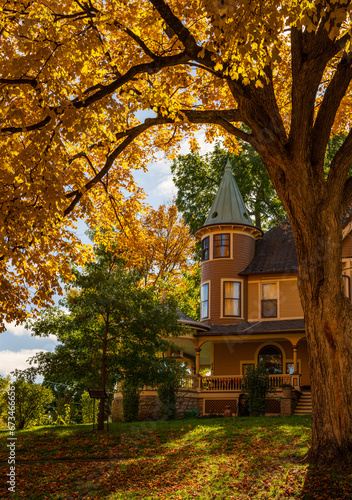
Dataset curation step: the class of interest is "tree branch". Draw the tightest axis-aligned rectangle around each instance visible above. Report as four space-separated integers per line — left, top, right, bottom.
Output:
0 78 38 88
312 52 352 170
149 0 199 53
343 176 352 212
1 52 193 134
64 116 173 216
329 128 352 199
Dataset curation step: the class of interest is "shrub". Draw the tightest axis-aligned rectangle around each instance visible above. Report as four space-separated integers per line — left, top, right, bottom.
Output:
241 365 270 417
157 360 185 420
0 370 54 429
122 383 141 422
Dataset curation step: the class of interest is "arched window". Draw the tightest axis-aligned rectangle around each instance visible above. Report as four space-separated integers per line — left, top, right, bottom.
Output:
258 345 283 374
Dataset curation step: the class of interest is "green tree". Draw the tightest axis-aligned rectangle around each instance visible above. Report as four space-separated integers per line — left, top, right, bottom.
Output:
171 142 286 234
29 248 183 431
0 369 54 430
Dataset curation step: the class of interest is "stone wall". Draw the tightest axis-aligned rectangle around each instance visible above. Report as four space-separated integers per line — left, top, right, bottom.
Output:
111 389 202 422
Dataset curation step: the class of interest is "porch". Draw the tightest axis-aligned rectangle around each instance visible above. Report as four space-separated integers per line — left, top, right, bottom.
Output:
111 373 300 422
181 373 301 392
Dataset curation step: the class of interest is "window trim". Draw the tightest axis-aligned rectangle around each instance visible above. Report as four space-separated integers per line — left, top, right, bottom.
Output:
201 236 210 262
261 282 278 318
200 281 210 320
213 233 230 259
222 280 242 318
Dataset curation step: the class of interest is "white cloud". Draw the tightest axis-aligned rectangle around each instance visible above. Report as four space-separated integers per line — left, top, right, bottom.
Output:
4 321 57 342
4 322 31 337
154 176 178 200
0 349 46 376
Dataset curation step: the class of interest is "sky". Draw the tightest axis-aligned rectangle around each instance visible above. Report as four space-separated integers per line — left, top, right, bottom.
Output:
0 128 215 378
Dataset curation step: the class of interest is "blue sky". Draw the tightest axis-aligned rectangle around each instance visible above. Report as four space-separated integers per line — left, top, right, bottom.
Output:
0 128 215 377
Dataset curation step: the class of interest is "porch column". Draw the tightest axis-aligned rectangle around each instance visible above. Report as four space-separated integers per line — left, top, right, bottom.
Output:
293 345 298 374
195 347 201 375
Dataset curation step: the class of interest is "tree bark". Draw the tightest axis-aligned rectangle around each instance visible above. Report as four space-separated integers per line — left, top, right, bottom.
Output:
286 196 352 465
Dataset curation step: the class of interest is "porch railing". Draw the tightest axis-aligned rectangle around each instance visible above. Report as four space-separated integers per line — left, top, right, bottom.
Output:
200 374 297 391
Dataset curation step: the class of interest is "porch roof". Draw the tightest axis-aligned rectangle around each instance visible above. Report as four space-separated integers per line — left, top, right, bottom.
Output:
193 319 305 336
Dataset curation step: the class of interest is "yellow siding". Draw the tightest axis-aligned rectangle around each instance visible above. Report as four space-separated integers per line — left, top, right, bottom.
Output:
213 341 297 376
343 234 352 258
279 280 303 318
248 282 259 320
298 339 310 386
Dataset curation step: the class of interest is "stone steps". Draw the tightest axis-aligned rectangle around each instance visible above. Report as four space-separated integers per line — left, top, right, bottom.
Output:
294 391 312 415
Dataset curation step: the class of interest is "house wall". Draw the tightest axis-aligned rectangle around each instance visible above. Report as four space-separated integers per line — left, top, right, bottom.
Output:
247 276 303 320
212 340 310 386
201 232 255 324
297 338 310 387
342 234 352 258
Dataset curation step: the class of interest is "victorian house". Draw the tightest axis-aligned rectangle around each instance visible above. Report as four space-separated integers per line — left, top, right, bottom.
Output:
112 160 352 420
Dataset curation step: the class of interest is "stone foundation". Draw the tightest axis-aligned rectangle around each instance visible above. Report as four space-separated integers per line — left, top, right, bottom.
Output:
112 389 298 422
112 389 202 422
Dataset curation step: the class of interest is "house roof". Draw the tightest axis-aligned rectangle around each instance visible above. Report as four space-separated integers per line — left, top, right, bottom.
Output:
203 158 254 227
177 310 211 331
240 220 298 275
193 319 305 337
240 208 352 276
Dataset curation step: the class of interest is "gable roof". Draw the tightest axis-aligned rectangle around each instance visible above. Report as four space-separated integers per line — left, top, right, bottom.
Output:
203 158 254 227
240 220 298 275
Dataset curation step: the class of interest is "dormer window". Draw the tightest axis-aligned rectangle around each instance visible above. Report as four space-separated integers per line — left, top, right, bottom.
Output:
261 283 277 318
214 234 230 258
201 236 209 261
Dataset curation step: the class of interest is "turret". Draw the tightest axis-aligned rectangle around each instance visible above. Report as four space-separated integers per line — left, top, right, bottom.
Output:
195 159 261 324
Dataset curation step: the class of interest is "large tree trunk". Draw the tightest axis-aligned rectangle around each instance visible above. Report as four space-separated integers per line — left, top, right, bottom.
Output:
292 208 352 465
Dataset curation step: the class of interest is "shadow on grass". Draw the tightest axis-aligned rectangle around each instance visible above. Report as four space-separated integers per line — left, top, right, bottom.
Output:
299 460 352 500
4 415 351 499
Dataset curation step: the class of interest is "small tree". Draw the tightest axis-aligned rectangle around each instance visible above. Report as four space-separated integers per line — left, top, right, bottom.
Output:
29 247 184 431
241 366 270 417
0 369 54 430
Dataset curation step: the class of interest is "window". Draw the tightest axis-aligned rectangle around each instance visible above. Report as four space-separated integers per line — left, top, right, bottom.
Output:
286 362 294 375
261 283 277 318
343 275 350 300
286 362 300 374
223 281 241 317
201 283 209 319
201 236 209 261
258 345 282 374
214 234 230 258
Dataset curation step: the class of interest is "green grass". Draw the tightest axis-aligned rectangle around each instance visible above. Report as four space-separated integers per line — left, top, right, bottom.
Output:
1 416 351 499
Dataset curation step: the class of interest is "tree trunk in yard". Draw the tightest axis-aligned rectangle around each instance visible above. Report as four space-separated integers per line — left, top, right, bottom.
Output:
289 204 352 464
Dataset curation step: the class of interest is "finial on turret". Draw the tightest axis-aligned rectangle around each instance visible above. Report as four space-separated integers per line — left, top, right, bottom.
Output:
225 157 232 171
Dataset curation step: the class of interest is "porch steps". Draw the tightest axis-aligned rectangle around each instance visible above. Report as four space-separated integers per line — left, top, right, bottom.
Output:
294 391 312 415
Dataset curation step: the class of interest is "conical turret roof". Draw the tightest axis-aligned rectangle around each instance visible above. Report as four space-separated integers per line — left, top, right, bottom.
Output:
203 158 254 227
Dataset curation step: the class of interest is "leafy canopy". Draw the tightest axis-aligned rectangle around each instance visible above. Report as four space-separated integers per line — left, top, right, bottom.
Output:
2 0 352 328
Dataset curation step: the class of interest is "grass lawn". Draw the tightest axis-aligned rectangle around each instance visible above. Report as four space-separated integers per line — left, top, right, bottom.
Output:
0 415 351 499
